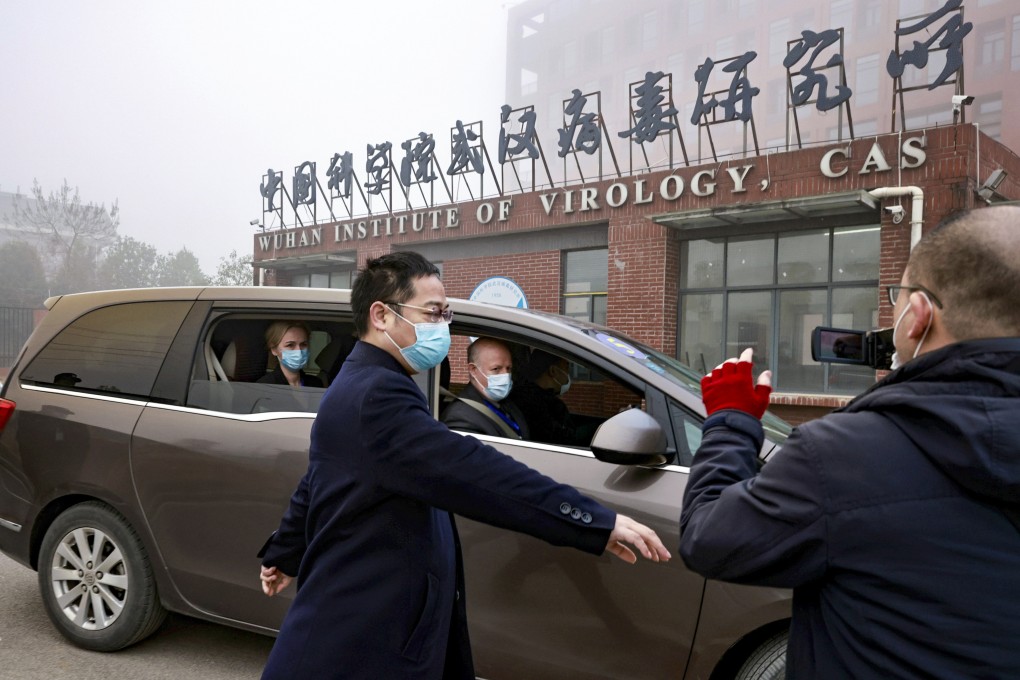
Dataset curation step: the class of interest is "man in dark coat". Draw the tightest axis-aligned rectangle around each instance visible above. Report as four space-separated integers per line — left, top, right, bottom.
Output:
679 206 1020 678
259 252 670 680
441 337 530 439
508 349 578 445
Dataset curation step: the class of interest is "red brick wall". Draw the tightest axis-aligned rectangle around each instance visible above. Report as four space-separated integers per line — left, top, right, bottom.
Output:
442 250 562 385
607 215 679 355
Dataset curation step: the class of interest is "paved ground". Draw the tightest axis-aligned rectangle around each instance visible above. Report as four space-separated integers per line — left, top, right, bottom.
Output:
0 553 273 679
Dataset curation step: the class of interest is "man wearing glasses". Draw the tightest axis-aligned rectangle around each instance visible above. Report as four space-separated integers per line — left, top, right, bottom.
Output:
258 251 670 680
679 205 1020 678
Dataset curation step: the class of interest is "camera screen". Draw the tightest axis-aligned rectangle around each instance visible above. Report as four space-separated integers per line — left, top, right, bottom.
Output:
812 328 866 363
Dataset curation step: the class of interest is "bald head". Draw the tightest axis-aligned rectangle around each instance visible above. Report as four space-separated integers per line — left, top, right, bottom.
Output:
908 205 1020 340
467 337 511 366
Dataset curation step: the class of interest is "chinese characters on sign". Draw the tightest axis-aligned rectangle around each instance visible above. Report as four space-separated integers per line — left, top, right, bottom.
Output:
784 28 854 147
887 0 972 132
259 0 969 229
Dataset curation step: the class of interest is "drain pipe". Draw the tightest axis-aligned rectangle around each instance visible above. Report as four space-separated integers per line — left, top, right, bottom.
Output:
868 186 924 249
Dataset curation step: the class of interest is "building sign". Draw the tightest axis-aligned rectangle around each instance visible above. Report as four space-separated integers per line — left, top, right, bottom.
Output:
256 136 928 254
469 277 528 309
257 0 963 239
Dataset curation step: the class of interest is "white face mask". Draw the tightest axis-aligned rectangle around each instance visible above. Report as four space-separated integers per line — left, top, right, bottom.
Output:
890 292 933 370
476 371 512 402
550 365 571 396
488 372 513 401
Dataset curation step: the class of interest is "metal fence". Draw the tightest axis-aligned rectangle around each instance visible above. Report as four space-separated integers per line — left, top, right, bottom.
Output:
1 306 37 367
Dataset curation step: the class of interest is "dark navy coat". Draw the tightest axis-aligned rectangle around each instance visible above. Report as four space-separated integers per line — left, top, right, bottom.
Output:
440 383 530 439
260 341 615 680
680 338 1020 679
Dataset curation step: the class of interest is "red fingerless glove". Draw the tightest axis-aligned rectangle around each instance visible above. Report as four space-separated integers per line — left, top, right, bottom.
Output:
700 360 772 419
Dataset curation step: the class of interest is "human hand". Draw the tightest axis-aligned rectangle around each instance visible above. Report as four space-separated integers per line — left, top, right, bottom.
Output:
700 348 772 419
260 565 293 597
606 514 672 564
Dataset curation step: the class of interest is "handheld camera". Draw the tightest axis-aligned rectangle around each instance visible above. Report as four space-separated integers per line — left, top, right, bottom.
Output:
810 326 895 370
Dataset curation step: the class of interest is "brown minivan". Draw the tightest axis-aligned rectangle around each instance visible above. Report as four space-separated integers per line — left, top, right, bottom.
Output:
0 286 792 679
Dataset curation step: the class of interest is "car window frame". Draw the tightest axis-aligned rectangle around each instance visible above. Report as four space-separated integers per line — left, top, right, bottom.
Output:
178 304 353 418
436 314 682 465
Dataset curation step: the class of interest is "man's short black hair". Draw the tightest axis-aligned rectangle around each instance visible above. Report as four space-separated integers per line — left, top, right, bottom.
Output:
351 252 440 337
523 349 563 381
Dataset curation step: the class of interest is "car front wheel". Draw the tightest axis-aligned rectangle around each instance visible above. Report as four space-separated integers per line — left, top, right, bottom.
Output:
38 502 167 651
734 629 788 680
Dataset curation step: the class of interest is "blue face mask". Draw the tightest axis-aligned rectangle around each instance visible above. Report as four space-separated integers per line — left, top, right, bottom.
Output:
385 310 451 373
480 372 512 402
280 348 308 371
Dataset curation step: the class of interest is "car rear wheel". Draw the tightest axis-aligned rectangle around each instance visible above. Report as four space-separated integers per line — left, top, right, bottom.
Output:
734 629 788 680
38 502 166 651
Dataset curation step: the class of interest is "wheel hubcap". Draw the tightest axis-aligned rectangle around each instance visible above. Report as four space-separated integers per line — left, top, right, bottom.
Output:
50 527 128 630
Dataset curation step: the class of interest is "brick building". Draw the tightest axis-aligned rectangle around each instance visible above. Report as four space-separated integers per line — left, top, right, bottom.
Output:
253 0 1020 423
253 123 1019 424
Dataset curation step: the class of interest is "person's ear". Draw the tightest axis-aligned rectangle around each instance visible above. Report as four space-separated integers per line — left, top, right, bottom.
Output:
369 301 392 332
905 291 935 339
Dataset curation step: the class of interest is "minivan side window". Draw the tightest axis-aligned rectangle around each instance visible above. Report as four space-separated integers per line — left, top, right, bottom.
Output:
442 331 644 447
185 316 351 415
20 301 192 400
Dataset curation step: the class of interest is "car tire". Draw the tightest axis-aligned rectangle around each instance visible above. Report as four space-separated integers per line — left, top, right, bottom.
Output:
38 502 167 651
734 629 788 680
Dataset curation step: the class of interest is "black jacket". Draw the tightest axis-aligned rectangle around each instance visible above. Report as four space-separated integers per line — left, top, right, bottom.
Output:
260 342 612 679
679 338 1020 679
255 367 323 388
441 383 531 440
506 379 576 445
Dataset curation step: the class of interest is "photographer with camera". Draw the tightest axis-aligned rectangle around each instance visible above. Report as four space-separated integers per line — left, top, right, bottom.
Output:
679 205 1020 678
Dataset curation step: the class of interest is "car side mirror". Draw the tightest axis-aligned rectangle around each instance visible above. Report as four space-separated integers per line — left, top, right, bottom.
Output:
590 408 669 466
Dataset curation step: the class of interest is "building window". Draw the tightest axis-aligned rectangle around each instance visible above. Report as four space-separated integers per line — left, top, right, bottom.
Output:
601 26 617 64
769 18 791 66
855 53 880 105
564 41 579 77
1012 16 1020 71
975 94 1003 141
859 0 883 29
980 26 1006 69
641 11 658 49
678 224 880 394
562 248 608 325
830 0 854 43
289 269 353 289
688 0 705 36
520 68 538 96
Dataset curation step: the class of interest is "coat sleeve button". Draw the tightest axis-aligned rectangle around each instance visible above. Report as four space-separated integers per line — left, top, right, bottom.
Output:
570 508 582 520
559 502 572 515
581 512 592 524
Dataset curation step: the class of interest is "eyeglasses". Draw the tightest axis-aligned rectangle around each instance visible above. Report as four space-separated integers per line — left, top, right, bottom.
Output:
385 301 454 323
886 284 944 309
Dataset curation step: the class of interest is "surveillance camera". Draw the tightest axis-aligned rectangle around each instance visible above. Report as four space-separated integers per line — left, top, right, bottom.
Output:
885 205 905 224
249 218 260 226
951 94 974 107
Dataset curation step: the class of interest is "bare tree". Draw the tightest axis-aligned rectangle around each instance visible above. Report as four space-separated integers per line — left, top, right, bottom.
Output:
11 179 119 285
211 249 255 286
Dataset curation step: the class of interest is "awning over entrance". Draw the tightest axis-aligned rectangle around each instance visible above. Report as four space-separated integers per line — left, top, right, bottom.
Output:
652 190 880 231
252 253 357 270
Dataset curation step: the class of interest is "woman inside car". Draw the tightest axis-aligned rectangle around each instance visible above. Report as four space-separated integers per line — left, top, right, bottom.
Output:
257 321 323 388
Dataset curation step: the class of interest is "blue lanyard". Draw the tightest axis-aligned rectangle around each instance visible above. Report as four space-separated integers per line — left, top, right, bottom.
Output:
482 400 521 434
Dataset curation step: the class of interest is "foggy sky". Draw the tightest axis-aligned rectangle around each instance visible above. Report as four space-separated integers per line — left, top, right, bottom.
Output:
0 1 510 273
